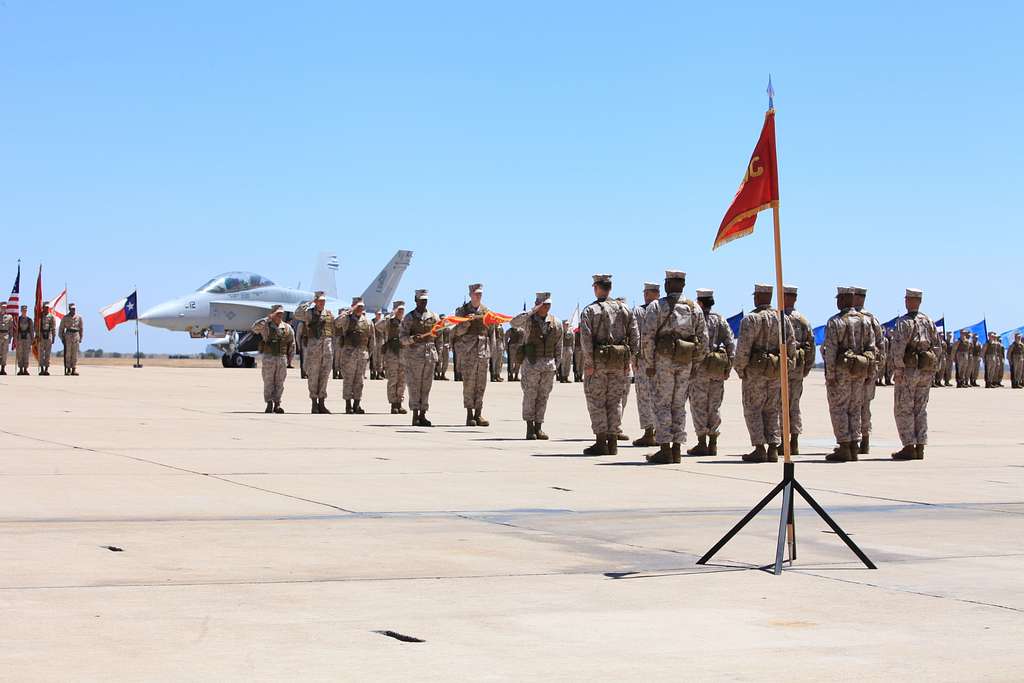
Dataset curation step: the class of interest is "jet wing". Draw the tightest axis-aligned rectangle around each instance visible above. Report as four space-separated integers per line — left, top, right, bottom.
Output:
208 300 297 333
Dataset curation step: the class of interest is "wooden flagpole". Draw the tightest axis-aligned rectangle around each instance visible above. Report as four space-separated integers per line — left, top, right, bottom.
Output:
772 205 792 464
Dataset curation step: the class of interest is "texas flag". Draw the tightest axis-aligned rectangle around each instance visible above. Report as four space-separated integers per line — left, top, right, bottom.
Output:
101 291 138 330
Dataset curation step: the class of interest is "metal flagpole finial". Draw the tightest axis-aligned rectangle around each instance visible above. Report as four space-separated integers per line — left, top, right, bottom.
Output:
767 74 775 110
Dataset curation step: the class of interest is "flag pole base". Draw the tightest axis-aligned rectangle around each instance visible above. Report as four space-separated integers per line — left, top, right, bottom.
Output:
696 462 876 575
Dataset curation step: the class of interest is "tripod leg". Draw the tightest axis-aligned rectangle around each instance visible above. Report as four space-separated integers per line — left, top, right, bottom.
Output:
787 485 797 563
773 482 793 575
793 480 877 569
697 480 786 565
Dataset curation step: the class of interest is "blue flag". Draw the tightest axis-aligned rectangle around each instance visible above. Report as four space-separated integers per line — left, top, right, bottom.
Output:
882 316 899 331
726 311 743 338
999 325 1024 348
813 324 825 347
934 317 944 331
952 319 987 342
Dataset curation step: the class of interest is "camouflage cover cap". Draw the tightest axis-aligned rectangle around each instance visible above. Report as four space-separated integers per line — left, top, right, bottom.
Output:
42 301 50 307
696 288 714 299
852 286 868 296
270 304 285 315
69 303 76 308
905 288 923 298
753 283 773 294
535 291 552 305
783 284 798 295
836 286 854 295
592 273 612 284
415 289 429 300
351 296 364 307
664 269 686 280
392 300 405 309
468 283 483 294
643 282 660 292
314 291 327 301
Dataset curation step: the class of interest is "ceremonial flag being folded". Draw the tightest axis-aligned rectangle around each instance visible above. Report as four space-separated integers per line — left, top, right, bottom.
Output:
102 291 139 330
429 310 514 336
712 109 780 250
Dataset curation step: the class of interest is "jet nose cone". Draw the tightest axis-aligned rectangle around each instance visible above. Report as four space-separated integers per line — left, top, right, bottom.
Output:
139 301 183 329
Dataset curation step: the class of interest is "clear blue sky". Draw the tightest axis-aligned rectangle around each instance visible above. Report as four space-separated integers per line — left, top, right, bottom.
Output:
2 1 1021 352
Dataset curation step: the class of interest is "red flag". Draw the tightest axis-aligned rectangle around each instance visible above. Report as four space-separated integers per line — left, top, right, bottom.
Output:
32 265 42 360
712 109 779 250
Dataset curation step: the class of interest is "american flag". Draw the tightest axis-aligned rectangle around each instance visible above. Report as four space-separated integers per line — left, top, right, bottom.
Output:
5 264 19 315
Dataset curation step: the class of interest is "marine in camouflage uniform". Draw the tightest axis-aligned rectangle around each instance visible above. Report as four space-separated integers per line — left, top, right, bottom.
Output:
891 288 941 460
383 301 407 413
293 291 335 414
686 287 735 457
505 325 524 381
573 331 583 382
821 287 875 463
15 306 33 375
882 328 895 385
982 332 1005 387
641 271 708 464
782 285 815 455
580 274 640 456
510 292 562 439
942 332 954 386
36 302 56 375
371 311 385 380
59 304 84 375
614 296 632 439
558 321 574 383
332 308 345 380
735 284 796 464
337 297 376 413
434 317 451 380
453 283 493 426
251 304 295 413
400 289 441 426
969 334 982 387
0 309 13 375
933 331 948 388
953 331 972 387
490 323 506 382
1009 333 1024 388
852 287 883 454
631 282 661 448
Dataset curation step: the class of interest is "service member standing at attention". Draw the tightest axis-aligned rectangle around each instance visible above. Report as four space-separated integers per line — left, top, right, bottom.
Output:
573 328 583 382
969 333 982 387
506 324 524 381
558 320 574 383
0 305 13 375
337 297 375 414
734 284 795 463
942 331 954 386
251 305 294 413
332 308 346 380
782 285 815 455
821 287 874 463
400 289 440 426
36 301 56 376
490 323 506 382
59 303 84 376
632 282 661 448
982 332 1005 388
579 274 639 456
641 271 707 464
453 283 493 426
852 287 883 455
933 331 948 388
1009 333 1024 388
293 291 334 414
16 305 33 375
686 288 734 457
510 292 562 440
383 300 407 414
370 310 385 380
434 315 451 380
953 330 971 387
890 289 941 460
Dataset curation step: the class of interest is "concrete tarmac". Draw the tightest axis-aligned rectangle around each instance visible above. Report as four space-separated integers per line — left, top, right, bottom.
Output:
1 366 1022 681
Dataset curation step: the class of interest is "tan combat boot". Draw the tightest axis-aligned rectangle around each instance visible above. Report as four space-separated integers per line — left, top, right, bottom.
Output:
671 443 682 464
606 433 618 455
826 443 852 462
790 433 799 455
646 444 672 464
859 434 870 455
766 444 780 463
632 427 657 447
914 444 925 460
742 445 768 463
583 434 608 456
686 435 709 457
708 434 718 455
474 409 489 427
526 421 537 440
891 445 915 460
534 422 548 440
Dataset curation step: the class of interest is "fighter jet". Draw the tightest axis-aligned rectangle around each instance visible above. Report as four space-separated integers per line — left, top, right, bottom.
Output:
140 250 412 367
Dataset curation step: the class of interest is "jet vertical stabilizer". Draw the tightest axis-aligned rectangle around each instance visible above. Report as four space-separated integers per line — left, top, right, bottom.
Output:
312 252 339 299
361 250 413 313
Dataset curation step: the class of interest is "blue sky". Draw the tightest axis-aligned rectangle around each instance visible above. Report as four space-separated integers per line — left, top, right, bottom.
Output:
2 1 1021 352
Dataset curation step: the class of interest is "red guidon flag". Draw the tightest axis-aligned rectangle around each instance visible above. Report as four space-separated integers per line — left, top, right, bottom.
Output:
712 108 779 250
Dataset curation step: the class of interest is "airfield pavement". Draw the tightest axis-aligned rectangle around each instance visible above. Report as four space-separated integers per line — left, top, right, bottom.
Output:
1 364 1022 681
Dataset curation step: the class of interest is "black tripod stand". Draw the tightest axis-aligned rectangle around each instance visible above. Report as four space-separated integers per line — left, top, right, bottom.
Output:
697 462 876 575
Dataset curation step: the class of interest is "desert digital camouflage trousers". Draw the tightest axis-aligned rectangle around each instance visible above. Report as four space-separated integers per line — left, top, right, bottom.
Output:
403 352 434 411
37 339 52 370
584 368 628 435
652 364 691 444
0 335 8 369
520 360 555 421
859 370 877 435
787 374 805 435
261 354 287 403
894 368 932 445
827 368 864 443
64 334 81 369
304 338 332 399
689 372 725 437
459 355 489 410
741 373 782 446
985 358 1004 385
340 348 368 400
634 359 655 430
16 341 31 369
385 352 405 403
